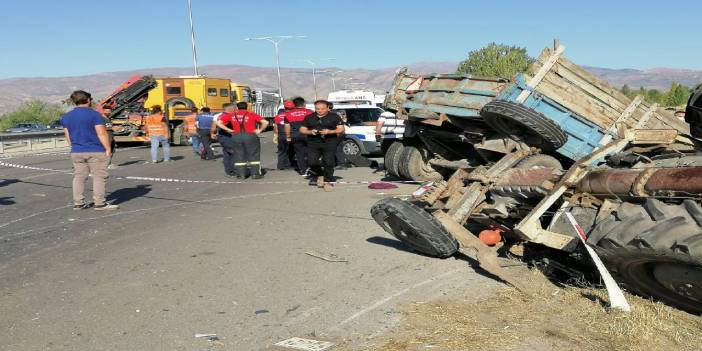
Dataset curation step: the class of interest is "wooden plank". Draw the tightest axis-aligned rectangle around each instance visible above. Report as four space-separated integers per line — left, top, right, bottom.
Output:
634 103 659 129
599 96 643 145
631 129 678 144
557 57 633 104
554 63 630 112
536 74 621 129
516 44 565 103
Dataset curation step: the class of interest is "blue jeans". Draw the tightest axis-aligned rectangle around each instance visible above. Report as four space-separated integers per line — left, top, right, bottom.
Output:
190 135 201 153
150 136 170 162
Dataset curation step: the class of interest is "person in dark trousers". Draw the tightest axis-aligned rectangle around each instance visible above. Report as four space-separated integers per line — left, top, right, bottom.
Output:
216 102 269 179
196 107 215 160
299 100 345 192
284 97 314 175
60 90 119 210
216 103 237 175
273 101 295 170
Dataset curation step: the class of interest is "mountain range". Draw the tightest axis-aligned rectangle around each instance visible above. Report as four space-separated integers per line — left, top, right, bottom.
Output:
1 62 700 115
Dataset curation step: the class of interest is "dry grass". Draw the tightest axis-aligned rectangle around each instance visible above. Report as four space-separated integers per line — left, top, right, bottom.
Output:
360 269 702 351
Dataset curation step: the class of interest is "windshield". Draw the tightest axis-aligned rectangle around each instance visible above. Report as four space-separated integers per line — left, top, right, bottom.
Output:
334 108 383 125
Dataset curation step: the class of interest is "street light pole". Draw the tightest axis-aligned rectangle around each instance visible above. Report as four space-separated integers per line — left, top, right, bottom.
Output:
318 70 344 91
244 35 307 104
301 59 335 101
187 0 199 76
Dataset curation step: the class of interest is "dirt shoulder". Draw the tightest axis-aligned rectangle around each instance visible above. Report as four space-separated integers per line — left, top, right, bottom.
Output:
351 268 702 351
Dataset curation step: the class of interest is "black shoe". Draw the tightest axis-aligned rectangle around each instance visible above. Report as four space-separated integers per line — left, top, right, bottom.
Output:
251 174 264 179
73 203 90 210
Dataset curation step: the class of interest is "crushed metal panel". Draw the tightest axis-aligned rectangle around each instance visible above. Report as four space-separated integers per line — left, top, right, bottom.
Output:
275 337 334 351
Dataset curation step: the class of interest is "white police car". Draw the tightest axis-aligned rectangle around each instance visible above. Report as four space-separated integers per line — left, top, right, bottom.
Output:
331 103 403 158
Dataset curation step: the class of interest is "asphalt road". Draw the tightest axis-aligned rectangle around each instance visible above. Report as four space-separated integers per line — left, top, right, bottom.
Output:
0 132 499 350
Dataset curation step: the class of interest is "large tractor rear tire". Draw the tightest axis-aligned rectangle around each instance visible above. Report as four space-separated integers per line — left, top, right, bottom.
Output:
587 199 702 314
384 141 405 178
397 145 442 182
481 100 567 151
371 198 458 258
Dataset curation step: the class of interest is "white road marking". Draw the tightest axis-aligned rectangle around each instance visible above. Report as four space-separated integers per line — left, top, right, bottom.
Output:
329 268 463 330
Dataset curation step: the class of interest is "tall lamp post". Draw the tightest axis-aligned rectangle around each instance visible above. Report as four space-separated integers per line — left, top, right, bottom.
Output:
300 58 335 101
336 77 357 90
186 0 199 76
317 70 344 91
244 35 307 104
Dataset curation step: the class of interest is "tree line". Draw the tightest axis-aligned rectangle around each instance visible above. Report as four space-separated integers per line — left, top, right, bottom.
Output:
457 43 693 108
0 100 65 131
620 83 690 108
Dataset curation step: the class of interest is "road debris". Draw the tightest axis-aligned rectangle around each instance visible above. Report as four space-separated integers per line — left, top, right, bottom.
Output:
194 333 219 341
305 251 348 263
275 337 334 351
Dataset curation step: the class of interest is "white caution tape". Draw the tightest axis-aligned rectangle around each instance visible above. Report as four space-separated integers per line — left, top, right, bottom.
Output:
0 161 423 186
565 212 631 312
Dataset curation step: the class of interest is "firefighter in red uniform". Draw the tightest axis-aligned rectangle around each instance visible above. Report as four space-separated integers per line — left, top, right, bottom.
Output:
274 100 295 170
216 102 269 179
284 97 314 175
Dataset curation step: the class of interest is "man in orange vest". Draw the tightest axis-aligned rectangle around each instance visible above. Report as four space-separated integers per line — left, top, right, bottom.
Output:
183 107 200 155
144 105 170 163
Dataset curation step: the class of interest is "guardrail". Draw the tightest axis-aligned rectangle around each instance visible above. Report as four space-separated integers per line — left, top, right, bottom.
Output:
0 130 68 154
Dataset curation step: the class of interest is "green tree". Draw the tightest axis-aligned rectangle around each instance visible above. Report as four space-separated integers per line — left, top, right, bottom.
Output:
0 100 66 131
456 43 534 78
620 84 632 97
664 82 691 107
646 89 663 104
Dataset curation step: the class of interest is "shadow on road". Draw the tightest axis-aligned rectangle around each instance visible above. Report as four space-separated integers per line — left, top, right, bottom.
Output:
0 179 20 188
117 160 143 167
0 196 15 205
107 184 152 204
366 236 419 255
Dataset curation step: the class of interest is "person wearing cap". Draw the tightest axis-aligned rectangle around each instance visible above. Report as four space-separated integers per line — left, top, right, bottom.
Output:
274 100 295 170
284 97 314 175
216 101 269 179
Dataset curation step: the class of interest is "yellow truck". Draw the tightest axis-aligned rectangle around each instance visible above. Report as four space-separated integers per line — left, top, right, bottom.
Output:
99 75 257 143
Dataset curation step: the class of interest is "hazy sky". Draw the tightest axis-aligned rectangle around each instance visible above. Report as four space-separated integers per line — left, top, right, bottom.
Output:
1 0 700 79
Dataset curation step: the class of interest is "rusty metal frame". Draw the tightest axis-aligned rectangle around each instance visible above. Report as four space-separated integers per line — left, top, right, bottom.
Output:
513 138 632 251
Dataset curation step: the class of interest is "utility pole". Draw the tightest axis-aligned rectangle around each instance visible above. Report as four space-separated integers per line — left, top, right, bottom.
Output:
244 35 307 104
300 58 335 100
187 0 199 76
318 70 344 91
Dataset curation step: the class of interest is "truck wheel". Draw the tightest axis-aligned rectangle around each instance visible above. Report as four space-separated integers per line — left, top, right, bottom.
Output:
481 100 567 151
371 198 458 258
384 141 405 178
515 154 562 170
587 199 702 314
398 145 442 181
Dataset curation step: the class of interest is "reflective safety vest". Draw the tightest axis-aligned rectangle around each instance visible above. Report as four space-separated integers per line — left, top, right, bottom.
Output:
183 113 197 135
145 114 168 137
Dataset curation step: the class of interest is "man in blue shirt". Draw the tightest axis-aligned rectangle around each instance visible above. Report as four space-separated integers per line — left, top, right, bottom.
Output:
60 90 119 210
196 106 215 160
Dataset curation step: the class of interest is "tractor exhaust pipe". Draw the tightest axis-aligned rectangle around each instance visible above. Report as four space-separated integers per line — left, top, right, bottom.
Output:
577 167 702 197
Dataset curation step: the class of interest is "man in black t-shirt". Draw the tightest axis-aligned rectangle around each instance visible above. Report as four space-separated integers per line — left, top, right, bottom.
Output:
299 100 345 192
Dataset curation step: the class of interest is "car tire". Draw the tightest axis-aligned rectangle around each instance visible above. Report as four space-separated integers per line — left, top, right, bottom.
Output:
371 197 458 258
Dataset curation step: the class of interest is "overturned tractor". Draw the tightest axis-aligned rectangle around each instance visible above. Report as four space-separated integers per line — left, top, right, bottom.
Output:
373 42 702 314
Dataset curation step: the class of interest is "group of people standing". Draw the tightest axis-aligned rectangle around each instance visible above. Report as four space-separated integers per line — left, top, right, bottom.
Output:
273 97 345 192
